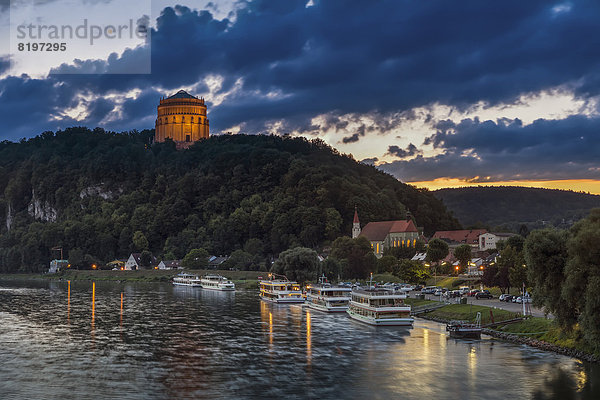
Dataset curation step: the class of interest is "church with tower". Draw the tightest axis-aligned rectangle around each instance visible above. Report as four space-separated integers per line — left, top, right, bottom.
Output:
155 90 209 148
352 207 420 258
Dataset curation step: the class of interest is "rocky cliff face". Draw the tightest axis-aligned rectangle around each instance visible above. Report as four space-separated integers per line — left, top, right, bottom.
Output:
27 189 57 222
79 185 121 200
6 203 13 231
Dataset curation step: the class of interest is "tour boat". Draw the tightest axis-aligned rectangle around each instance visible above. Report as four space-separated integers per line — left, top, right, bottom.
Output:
306 276 352 312
259 277 304 303
346 287 413 326
446 312 482 339
201 274 235 291
172 273 202 287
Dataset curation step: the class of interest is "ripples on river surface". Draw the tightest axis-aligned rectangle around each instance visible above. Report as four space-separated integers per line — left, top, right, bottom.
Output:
0 279 598 400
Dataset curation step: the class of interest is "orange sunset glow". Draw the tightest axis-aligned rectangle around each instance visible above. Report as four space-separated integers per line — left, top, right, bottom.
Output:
409 179 600 195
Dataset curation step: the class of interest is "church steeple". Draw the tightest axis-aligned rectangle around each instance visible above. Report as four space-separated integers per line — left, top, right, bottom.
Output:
352 206 361 238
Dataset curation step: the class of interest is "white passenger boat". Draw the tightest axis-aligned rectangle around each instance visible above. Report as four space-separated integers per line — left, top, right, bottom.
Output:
173 273 202 287
347 287 413 326
259 275 304 303
306 276 352 312
201 274 235 291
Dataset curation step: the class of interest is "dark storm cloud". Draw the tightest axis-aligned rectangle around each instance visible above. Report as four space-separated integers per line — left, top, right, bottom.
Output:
360 157 379 166
387 143 421 158
342 133 360 143
378 115 600 182
1 0 600 149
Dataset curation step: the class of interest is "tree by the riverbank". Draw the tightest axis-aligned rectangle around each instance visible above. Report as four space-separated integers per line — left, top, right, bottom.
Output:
524 208 600 353
270 247 319 283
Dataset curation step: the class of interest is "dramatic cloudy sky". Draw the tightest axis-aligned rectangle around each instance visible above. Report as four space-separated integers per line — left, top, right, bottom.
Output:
1 0 600 193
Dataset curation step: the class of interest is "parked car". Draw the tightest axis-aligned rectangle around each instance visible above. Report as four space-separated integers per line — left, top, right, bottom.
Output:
422 286 438 294
475 290 493 299
413 285 423 292
499 294 513 302
433 289 444 296
513 296 531 304
467 289 481 297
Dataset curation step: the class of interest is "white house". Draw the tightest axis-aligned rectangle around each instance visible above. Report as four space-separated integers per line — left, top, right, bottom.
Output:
124 254 142 270
157 260 182 270
478 232 518 251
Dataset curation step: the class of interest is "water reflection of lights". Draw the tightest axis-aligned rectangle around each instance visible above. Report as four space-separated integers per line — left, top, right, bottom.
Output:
575 361 587 391
91 282 96 342
468 345 477 384
269 311 273 346
120 291 124 333
306 311 312 367
423 328 430 359
67 280 71 321
260 301 274 348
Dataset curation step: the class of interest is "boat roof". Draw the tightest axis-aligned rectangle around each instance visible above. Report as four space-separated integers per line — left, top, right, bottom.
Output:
260 279 299 284
352 288 407 298
312 285 352 291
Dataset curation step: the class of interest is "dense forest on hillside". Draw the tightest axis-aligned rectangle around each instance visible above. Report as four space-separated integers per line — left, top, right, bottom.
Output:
0 128 460 272
434 186 600 231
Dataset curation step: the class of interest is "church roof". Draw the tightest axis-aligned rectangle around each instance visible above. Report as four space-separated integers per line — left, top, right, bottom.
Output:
167 90 198 100
360 220 418 241
353 207 360 224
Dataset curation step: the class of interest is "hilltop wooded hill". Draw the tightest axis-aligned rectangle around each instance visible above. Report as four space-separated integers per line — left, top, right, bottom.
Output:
434 186 600 230
0 128 459 272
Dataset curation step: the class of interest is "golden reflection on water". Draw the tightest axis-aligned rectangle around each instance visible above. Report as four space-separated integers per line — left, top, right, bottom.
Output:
575 361 587 391
67 280 71 321
259 301 274 348
306 311 312 368
269 311 273 346
423 327 430 360
91 282 96 343
468 345 477 390
439 328 447 350
120 291 124 339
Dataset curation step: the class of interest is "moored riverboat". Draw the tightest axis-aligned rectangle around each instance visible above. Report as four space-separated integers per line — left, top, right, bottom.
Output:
446 312 482 339
306 276 352 312
347 288 413 326
201 274 235 291
259 275 304 303
172 273 202 287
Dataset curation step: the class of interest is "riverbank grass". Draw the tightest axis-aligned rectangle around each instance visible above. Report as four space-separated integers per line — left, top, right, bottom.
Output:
494 317 600 358
404 298 440 307
424 303 520 325
0 269 265 284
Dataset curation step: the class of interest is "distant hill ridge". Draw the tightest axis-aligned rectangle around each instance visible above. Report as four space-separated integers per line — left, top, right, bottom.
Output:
434 186 600 230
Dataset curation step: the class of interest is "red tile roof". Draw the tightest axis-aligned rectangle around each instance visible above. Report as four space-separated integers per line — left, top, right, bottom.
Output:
360 220 418 241
432 229 487 244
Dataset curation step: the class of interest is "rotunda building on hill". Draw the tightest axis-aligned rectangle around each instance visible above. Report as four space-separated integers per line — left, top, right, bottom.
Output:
155 90 209 146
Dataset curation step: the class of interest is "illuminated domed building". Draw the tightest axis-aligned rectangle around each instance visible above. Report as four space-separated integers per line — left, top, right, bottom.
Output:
155 90 209 147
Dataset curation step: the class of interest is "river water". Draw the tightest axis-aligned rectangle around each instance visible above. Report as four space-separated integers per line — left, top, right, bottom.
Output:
0 279 598 400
